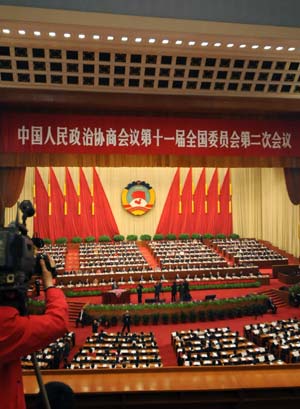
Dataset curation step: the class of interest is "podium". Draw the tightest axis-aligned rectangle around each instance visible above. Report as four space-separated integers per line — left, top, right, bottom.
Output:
102 289 131 305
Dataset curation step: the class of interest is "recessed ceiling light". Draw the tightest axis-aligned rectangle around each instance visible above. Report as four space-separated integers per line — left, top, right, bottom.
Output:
78 34 85 39
251 44 259 49
2 29 10 34
276 46 283 51
107 35 114 41
93 34 100 40
18 30 26 35
214 42 221 47
121 36 128 42
264 45 271 50
227 43 234 48
288 47 296 51
239 44 247 48
162 39 169 44
175 40 182 45
49 32 56 37
64 33 71 38
188 41 196 46
135 37 142 43
149 38 156 43
201 41 208 46
34 31 41 36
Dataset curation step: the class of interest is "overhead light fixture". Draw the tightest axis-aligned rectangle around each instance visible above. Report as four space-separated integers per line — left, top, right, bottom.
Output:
135 37 142 43
175 40 183 45
49 32 56 37
149 38 156 43
78 34 85 39
34 31 41 36
107 35 114 41
201 42 208 46
264 45 271 50
188 41 196 46
64 33 71 38
214 42 221 47
227 43 234 48
251 44 259 49
288 47 296 51
18 30 26 35
93 34 100 40
121 36 128 42
2 28 10 34
162 39 169 44
239 44 247 48
276 46 283 51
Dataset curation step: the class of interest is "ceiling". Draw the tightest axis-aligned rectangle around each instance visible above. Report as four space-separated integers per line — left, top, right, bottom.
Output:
0 3 300 116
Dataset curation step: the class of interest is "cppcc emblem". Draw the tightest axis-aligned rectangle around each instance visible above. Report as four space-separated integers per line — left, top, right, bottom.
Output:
121 181 155 216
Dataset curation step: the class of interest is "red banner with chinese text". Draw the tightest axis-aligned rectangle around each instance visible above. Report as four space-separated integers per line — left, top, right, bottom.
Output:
1 112 299 157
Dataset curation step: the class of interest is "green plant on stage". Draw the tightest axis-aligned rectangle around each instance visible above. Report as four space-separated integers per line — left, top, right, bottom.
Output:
166 233 177 240
43 238 52 244
71 236 82 243
126 234 138 241
140 234 152 241
55 237 68 244
99 235 111 242
85 236 96 243
178 233 190 240
113 234 125 242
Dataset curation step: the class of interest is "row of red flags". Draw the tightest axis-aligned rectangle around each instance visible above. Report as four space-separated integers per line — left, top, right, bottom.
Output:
33 167 232 240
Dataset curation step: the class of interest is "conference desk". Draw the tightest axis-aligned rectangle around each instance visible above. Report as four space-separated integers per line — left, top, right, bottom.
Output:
102 289 131 304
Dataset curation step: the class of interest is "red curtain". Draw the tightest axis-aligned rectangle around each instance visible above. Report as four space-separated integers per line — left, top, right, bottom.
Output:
93 168 119 238
64 167 80 239
48 168 64 240
284 168 300 205
33 168 50 239
78 168 93 239
218 169 233 235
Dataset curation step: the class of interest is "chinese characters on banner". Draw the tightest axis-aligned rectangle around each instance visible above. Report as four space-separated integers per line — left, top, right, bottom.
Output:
1 112 299 156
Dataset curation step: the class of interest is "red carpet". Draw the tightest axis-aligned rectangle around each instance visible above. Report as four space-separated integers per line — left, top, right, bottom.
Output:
137 242 159 269
64 244 80 271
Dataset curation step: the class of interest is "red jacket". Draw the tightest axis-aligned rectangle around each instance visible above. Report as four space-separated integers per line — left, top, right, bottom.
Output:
0 288 69 409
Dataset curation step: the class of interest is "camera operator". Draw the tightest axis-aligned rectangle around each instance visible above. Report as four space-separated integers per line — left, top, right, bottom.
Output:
0 257 69 409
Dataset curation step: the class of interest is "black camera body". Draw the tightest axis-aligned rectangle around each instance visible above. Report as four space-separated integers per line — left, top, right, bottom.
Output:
0 226 36 288
0 200 54 291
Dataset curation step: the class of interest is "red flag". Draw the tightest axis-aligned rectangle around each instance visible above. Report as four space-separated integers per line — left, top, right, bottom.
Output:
64 168 80 239
206 169 219 234
49 167 64 240
93 168 119 238
156 168 182 235
219 169 233 235
33 168 50 239
179 168 193 234
192 168 207 234
79 168 93 238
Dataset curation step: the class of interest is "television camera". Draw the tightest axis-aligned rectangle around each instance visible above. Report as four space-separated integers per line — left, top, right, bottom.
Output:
0 200 55 293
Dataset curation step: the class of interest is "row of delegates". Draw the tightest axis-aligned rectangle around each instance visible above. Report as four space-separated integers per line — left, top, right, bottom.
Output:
0 256 69 409
21 331 75 370
69 329 161 369
173 328 283 367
